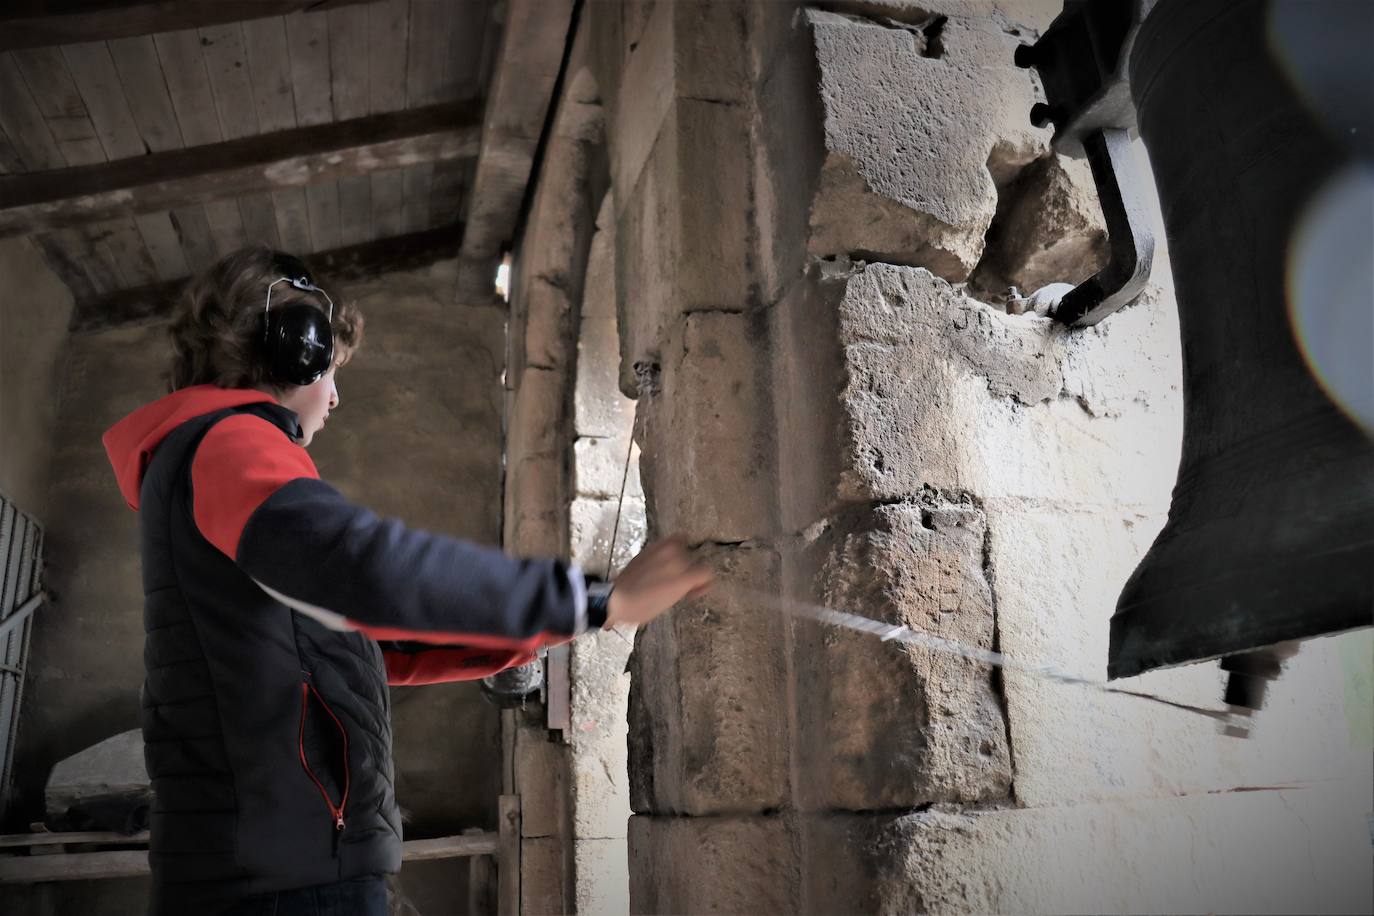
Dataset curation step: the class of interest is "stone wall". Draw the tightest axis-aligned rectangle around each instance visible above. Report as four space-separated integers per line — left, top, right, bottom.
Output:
573 1 1374 913
0 237 74 521
3 259 506 914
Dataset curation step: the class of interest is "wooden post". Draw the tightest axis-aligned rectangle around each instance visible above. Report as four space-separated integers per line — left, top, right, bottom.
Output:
465 827 497 915
497 795 521 916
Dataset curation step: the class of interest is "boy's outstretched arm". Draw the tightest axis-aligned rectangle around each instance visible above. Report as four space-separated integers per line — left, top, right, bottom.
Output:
190 414 709 661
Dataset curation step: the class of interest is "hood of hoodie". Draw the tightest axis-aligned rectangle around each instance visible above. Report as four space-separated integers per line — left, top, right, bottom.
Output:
104 386 287 510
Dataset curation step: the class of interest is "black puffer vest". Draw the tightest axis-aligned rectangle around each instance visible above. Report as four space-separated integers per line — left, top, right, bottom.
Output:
139 404 400 913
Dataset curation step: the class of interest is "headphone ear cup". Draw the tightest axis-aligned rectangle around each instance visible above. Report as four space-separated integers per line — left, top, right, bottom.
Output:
263 304 334 386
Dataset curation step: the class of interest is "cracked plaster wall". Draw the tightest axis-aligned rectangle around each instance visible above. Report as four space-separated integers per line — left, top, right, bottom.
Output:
581 0 1373 913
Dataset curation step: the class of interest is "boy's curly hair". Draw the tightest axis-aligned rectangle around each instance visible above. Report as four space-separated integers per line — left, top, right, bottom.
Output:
167 246 364 392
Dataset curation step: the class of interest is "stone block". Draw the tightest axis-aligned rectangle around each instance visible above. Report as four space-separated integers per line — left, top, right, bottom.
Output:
524 276 574 371
571 629 635 840
783 261 1181 515
575 837 630 916
574 434 641 500
639 312 775 544
806 9 1048 278
876 778 1374 914
521 835 569 916
628 544 790 815
575 315 635 437
628 814 800 915
986 503 1370 808
789 500 1012 812
615 99 755 396
610 1 750 211
507 366 568 463
975 153 1109 294
569 496 645 575
581 205 617 320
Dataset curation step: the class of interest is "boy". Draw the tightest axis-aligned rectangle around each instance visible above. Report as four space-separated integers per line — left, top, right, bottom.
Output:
102 248 709 915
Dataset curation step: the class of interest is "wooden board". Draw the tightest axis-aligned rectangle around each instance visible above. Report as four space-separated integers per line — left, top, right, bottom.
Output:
272 186 312 253
0 52 66 170
368 0 409 115
170 204 218 271
153 29 222 147
237 192 281 248
0 100 483 235
198 23 258 141
100 217 159 286
497 795 520 916
305 180 342 253
406 0 452 108
203 198 247 255
134 210 190 282
401 161 434 234
1 3 375 53
11 47 105 166
107 35 184 153
72 222 464 332
284 10 332 128
370 167 405 239
61 41 145 159
336 174 371 247
243 17 296 134
0 830 497 883
328 5 369 121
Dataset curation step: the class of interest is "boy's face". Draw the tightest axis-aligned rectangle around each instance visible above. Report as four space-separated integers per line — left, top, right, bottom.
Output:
278 362 340 447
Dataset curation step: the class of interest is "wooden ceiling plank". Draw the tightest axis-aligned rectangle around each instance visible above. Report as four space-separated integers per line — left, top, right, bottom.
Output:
243 17 297 134
0 53 66 170
444 0 488 101
72 221 465 333
77 220 126 293
169 204 218 271
305 180 342 252
370 167 405 239
368 0 409 115
284 10 332 128
0 2 377 53
429 159 467 225
107 35 184 153
12 47 106 166
336 174 371 247
133 210 190 282
199 23 259 141
60 42 145 160
238 191 282 248
100 216 160 286
328 5 369 122
32 230 98 301
406 0 451 109
203 198 247 255
401 161 433 233
153 29 221 147
0 131 25 174
0 100 482 235
272 186 312 254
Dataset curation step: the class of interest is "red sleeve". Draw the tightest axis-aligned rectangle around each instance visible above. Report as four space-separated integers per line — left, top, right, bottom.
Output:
191 414 319 558
382 647 536 685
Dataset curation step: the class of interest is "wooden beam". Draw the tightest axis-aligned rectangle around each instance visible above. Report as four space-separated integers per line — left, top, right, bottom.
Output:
497 794 521 916
70 222 466 333
0 831 500 883
0 101 482 237
0 2 372 52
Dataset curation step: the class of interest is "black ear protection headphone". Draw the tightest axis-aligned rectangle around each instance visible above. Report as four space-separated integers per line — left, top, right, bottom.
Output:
261 253 335 387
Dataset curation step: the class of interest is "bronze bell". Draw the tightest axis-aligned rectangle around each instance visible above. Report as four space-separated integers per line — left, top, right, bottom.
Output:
1020 0 1374 683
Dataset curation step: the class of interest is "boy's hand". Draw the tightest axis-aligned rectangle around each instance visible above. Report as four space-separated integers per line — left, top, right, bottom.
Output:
605 537 713 628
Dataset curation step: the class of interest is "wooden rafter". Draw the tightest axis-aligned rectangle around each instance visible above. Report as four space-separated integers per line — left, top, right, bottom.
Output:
0 1 373 52
0 101 482 237
70 222 467 333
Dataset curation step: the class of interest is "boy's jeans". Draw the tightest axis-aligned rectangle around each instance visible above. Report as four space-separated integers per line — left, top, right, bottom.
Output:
221 875 387 915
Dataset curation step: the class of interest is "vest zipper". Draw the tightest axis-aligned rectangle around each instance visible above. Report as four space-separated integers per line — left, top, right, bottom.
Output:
298 675 350 843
